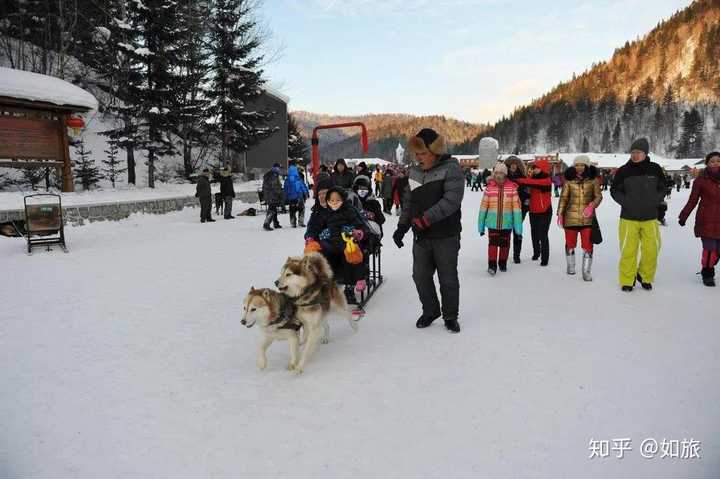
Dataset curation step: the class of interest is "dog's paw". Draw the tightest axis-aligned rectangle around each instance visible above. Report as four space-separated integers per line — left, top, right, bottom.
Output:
287 362 297 371
293 365 304 375
257 358 268 370
320 336 330 345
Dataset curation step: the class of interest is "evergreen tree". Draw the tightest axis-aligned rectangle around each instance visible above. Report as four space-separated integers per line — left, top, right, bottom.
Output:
133 0 194 188
581 136 590 153
676 108 704 158
206 0 276 167
74 140 101 190
612 120 622 152
101 143 127 188
175 0 213 179
601 125 612 153
87 0 144 185
288 114 308 162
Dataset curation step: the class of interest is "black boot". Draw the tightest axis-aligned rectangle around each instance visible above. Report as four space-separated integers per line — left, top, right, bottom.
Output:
636 273 652 290
444 318 460 334
621 285 634 292
416 313 440 328
498 260 507 272
263 223 273 231
701 267 716 287
488 260 497 276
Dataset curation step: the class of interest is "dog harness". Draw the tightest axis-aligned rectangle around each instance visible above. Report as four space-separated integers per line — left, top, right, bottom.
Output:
270 295 302 331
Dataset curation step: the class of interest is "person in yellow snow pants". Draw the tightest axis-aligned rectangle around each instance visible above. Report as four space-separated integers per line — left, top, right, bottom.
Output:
618 218 661 287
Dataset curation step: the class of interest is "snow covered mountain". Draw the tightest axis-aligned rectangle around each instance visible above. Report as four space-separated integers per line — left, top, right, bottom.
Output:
458 0 720 157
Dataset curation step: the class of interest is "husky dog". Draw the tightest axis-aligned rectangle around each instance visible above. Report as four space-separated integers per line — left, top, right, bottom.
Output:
242 287 303 371
276 252 356 374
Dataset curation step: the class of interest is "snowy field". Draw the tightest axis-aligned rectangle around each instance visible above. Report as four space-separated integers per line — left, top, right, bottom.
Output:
1 188 718 478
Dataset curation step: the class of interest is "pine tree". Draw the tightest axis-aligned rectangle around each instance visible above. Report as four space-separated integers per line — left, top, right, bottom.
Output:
206 0 276 167
101 142 127 188
581 136 590 153
86 0 145 185
601 125 612 153
676 108 704 159
175 0 213 179
288 114 308 162
74 140 101 190
612 120 622 152
133 0 193 188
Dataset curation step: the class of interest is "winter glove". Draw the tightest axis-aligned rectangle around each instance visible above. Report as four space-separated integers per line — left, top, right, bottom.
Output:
557 215 564 227
365 211 375 221
678 217 686 227
479 230 485 237
393 224 410 249
304 238 322 255
352 229 364 241
582 203 595 218
411 215 431 231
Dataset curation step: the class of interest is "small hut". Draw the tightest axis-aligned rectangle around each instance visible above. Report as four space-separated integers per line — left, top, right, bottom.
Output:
0 67 98 192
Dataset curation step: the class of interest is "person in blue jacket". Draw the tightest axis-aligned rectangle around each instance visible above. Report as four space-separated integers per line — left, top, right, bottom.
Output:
284 159 310 228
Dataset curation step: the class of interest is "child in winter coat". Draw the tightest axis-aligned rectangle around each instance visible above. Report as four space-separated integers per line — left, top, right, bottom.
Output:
678 151 720 287
352 175 385 238
505 156 530 263
557 155 603 281
515 159 553 266
478 163 523 275
305 184 371 304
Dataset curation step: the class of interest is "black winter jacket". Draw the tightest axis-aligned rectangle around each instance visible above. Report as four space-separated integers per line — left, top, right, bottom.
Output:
220 176 235 198
610 157 667 221
399 155 465 239
195 175 211 199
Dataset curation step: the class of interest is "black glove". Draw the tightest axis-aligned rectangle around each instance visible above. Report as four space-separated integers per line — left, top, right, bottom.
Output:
678 218 686 227
393 225 409 248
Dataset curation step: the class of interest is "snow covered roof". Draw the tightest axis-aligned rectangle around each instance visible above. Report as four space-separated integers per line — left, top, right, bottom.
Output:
0 67 98 111
344 158 393 166
263 84 289 104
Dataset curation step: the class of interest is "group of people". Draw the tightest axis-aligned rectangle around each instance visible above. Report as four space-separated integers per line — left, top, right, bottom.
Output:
390 129 720 335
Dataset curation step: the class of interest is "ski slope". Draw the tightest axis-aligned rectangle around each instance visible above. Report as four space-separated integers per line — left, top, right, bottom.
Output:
1 188 718 478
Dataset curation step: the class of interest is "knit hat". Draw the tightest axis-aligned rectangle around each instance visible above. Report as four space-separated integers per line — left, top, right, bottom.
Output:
573 155 590 166
493 162 508 175
220 166 232 177
705 151 720 164
407 128 447 156
630 138 649 155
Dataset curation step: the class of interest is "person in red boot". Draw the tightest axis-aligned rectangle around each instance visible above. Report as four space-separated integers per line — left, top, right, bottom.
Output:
515 159 553 266
678 151 720 287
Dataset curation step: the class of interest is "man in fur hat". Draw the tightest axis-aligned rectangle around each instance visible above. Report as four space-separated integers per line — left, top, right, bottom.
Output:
393 128 465 333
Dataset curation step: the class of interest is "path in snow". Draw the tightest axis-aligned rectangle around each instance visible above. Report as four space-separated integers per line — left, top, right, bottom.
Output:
1 188 718 478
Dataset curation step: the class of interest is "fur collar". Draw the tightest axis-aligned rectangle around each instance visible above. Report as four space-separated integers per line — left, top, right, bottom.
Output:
564 165 598 181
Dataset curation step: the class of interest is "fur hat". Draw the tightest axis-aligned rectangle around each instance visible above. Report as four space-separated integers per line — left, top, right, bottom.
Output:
493 162 508 175
504 155 525 175
407 128 447 156
630 138 650 155
573 155 591 166
352 175 372 190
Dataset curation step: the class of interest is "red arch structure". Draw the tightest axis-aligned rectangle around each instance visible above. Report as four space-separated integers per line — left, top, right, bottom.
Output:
311 122 368 183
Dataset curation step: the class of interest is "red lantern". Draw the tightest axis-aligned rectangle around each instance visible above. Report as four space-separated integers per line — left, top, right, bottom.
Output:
66 116 85 139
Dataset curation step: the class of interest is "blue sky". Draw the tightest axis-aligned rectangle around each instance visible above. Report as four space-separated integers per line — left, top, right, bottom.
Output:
262 0 692 124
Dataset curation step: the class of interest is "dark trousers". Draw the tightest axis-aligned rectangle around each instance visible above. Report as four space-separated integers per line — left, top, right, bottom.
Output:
375 181 382 196
199 197 212 222
383 198 392 214
512 207 528 260
288 200 305 226
412 235 460 320
264 205 280 227
223 196 233 218
529 211 551 264
319 240 367 284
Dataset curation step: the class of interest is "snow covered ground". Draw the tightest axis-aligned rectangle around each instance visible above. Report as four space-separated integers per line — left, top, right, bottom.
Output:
1 188 718 478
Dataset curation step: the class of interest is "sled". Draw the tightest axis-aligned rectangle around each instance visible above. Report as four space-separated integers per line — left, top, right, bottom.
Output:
24 194 68 254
